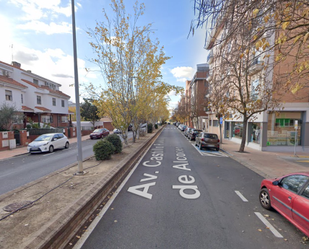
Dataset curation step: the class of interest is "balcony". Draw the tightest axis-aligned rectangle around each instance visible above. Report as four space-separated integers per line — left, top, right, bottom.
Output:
248 58 264 75
207 51 213 64
207 69 213 81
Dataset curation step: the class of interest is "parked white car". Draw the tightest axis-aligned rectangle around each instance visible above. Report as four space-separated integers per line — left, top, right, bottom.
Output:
27 133 69 154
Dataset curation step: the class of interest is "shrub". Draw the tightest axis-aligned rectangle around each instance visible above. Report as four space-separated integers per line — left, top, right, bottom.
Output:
105 134 122 153
154 123 158 129
93 139 115 160
147 123 153 133
139 128 146 137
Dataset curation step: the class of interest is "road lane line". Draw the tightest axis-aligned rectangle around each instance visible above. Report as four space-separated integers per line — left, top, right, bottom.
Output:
254 212 284 238
73 135 156 249
235 190 248 202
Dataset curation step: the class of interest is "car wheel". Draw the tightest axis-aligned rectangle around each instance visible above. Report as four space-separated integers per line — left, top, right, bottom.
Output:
259 188 272 210
65 142 69 149
199 143 202 150
49 145 54 153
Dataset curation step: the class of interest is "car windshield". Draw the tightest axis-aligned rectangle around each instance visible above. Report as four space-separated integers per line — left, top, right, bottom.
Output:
93 129 102 133
34 134 53 141
205 134 218 139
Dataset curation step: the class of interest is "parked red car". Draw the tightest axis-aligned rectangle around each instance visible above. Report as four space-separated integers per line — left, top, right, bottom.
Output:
90 128 110 139
259 172 309 237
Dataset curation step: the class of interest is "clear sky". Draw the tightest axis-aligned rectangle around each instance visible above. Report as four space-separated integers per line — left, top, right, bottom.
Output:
0 0 208 111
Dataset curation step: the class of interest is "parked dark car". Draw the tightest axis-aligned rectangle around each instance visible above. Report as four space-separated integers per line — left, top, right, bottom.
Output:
188 129 202 141
90 128 110 139
195 132 220 151
259 172 309 237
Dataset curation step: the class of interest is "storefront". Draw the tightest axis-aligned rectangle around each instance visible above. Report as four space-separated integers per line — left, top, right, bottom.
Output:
267 111 302 146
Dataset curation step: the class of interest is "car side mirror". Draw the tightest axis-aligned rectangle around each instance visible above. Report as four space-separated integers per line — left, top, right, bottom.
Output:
272 180 279 186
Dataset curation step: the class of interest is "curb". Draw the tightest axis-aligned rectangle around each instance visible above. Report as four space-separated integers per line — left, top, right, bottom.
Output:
220 148 270 179
24 128 164 249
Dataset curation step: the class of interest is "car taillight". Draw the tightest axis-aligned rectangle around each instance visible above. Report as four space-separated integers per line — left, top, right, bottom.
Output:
218 139 220 142
201 138 204 141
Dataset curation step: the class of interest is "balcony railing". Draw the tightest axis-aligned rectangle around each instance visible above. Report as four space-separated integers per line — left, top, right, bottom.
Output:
248 58 263 75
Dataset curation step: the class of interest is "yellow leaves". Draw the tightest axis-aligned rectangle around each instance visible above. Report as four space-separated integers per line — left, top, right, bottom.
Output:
275 53 284 62
264 15 270 23
291 83 302 94
294 35 302 44
282 22 290 30
262 42 270 50
303 33 309 44
240 53 244 59
253 9 259 17
255 40 263 50
276 35 287 45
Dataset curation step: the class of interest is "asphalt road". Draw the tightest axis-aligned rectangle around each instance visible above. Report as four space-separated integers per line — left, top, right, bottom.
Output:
0 139 98 196
79 126 308 249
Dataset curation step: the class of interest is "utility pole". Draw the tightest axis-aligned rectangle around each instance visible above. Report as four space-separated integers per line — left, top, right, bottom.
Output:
71 0 84 174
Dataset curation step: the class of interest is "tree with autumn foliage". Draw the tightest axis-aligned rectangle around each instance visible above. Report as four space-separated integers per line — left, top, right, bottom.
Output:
191 0 309 152
87 0 181 144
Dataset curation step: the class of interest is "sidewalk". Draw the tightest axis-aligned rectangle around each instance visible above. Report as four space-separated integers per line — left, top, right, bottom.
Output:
0 135 90 161
1 134 308 179
221 139 309 178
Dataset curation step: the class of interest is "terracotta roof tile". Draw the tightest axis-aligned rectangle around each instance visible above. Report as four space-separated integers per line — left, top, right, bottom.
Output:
21 79 39 88
40 85 70 98
22 105 34 111
35 106 51 112
0 75 27 88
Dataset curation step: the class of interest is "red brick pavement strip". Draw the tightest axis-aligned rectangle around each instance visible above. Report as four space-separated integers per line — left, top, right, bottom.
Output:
221 139 309 179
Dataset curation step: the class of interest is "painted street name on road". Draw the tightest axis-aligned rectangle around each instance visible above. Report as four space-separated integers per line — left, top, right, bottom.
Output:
172 147 200 200
127 142 164 199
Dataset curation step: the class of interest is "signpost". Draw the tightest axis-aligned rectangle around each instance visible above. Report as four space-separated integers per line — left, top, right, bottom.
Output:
294 120 298 157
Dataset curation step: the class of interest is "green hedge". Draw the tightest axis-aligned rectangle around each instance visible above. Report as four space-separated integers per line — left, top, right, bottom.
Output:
105 134 122 153
93 139 115 160
147 123 153 133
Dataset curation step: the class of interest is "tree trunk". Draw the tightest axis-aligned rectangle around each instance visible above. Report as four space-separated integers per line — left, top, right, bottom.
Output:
219 123 223 144
132 130 136 143
121 131 128 145
239 118 248 152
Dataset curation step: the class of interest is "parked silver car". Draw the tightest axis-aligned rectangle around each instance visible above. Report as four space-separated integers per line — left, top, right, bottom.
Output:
27 133 69 154
195 132 220 151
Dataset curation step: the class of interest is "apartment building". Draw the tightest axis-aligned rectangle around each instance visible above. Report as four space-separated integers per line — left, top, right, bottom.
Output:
190 63 209 130
0 60 71 129
205 13 309 152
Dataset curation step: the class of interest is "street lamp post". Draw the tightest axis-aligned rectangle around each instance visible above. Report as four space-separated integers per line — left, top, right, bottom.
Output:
71 0 83 174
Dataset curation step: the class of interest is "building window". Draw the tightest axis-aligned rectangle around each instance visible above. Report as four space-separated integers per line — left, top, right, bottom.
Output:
52 98 56 106
267 111 302 146
61 116 68 123
5 90 12 101
42 115 51 123
21 94 23 104
61 100 65 107
232 122 243 138
33 79 38 85
37 96 41 105
251 79 259 100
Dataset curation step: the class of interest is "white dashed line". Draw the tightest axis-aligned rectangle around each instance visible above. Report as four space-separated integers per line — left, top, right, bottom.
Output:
254 212 284 238
235 190 248 202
